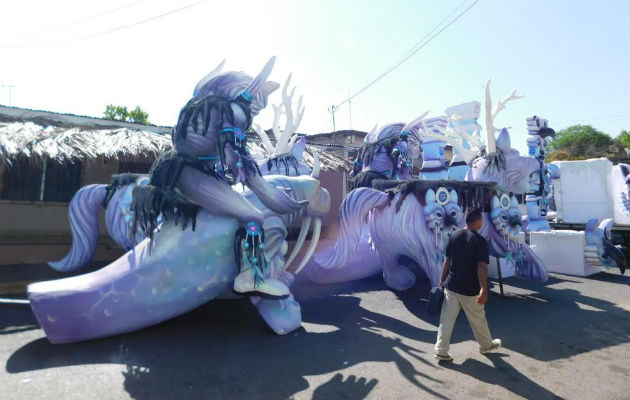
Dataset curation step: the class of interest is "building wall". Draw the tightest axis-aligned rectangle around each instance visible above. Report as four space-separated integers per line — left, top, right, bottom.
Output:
318 169 346 226
0 156 350 265
0 157 124 265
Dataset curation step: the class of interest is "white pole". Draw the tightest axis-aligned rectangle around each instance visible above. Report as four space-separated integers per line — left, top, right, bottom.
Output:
349 100 352 130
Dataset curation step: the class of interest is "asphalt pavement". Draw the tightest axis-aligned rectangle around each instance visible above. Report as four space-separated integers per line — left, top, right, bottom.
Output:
1 270 629 399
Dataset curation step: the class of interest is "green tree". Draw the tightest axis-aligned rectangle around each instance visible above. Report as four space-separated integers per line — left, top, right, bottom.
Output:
128 106 150 125
549 124 612 159
104 104 150 125
611 130 630 159
613 130 630 148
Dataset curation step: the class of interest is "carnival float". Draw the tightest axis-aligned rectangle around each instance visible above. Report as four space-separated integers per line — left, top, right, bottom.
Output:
24 60 627 344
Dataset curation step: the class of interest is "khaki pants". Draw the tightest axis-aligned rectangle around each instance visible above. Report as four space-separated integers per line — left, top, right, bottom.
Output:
434 288 494 354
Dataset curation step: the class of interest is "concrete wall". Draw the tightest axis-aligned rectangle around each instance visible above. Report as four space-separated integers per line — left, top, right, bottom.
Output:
0 157 124 265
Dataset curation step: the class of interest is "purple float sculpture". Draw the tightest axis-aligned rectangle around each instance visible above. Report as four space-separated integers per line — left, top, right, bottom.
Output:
50 73 316 275
48 175 151 272
418 116 449 180
420 81 540 194
348 112 427 190
31 59 332 343
305 82 550 291
305 180 548 291
464 81 540 194
445 102 483 180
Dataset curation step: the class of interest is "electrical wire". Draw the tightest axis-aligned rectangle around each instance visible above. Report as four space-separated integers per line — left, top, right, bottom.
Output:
2 1 145 40
335 0 480 108
0 0 208 47
397 0 470 62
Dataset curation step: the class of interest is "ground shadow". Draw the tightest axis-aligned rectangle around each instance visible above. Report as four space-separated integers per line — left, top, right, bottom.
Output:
482 274 630 362
311 373 378 400
0 262 108 335
586 270 629 285
5 270 629 398
0 302 38 336
313 270 630 366
6 289 449 400
441 353 564 399
300 267 630 365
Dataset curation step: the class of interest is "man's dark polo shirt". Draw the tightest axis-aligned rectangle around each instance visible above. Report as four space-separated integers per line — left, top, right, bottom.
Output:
444 229 490 296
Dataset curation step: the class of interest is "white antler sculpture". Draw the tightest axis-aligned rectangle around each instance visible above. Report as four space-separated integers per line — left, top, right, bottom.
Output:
252 123 275 154
424 124 479 163
269 74 305 157
420 112 481 164
484 79 524 153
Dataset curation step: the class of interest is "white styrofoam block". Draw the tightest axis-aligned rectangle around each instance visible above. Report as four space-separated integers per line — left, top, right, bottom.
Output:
610 164 630 226
552 158 613 223
529 230 602 276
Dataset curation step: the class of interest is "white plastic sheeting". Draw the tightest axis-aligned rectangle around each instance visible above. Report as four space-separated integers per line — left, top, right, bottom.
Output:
551 158 613 224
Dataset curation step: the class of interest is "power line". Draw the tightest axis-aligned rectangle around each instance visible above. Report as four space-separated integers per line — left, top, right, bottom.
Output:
334 0 479 108
0 1 208 47
2 1 145 40
397 0 470 62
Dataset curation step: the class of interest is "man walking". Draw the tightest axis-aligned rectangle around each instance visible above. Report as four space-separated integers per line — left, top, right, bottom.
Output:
434 207 501 361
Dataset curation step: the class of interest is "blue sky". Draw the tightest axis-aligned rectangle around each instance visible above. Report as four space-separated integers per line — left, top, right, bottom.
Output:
0 0 628 154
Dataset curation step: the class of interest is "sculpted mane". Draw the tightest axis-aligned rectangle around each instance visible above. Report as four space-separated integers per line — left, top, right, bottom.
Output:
370 193 443 285
193 71 275 116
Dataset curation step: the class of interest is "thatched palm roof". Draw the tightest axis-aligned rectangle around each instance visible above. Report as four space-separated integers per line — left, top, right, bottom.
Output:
0 121 172 166
0 117 352 171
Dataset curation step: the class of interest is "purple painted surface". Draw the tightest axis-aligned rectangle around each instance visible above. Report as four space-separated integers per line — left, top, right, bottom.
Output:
48 184 107 272
466 129 540 194
306 187 549 289
30 211 240 344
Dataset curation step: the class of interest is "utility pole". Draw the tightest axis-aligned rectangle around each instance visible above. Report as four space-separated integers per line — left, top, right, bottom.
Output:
0 83 15 106
328 104 338 132
349 100 352 130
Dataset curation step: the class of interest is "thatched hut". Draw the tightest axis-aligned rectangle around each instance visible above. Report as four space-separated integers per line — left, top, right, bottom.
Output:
0 105 352 265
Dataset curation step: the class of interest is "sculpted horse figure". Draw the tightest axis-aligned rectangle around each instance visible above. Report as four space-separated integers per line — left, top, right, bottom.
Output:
50 70 316 274
30 173 330 343
32 59 331 343
304 180 548 291
348 113 427 190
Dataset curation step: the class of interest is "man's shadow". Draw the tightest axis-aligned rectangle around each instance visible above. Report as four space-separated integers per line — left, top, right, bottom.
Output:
442 353 564 400
6 284 450 400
